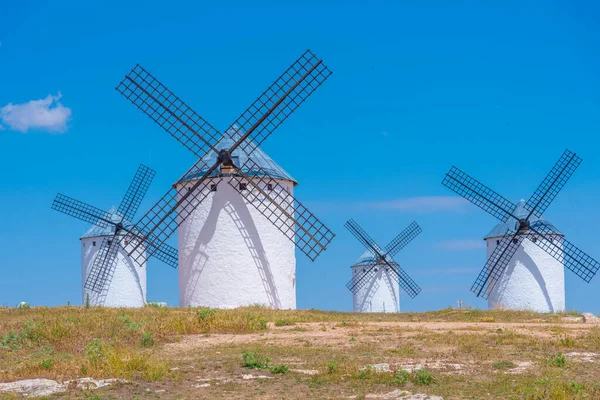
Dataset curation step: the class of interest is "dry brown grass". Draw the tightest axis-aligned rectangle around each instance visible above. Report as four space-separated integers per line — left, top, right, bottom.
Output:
0 306 598 399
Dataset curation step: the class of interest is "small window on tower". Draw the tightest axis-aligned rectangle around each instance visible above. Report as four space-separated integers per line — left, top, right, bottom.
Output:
496 240 500 245
374 268 378 272
124 240 129 246
210 184 217 192
239 182 247 191
93 241 96 247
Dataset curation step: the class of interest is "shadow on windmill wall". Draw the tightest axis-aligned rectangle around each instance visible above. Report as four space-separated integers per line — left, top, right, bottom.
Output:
489 238 562 312
178 179 281 308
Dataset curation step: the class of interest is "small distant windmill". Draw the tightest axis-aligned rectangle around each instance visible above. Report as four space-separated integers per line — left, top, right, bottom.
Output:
345 219 422 312
442 149 600 312
51 164 178 307
115 50 335 309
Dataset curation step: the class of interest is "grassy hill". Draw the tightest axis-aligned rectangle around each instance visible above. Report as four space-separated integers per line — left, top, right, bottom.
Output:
1 306 599 399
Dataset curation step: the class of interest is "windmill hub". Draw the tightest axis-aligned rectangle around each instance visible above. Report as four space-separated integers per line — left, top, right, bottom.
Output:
217 149 236 175
517 219 530 233
114 222 124 233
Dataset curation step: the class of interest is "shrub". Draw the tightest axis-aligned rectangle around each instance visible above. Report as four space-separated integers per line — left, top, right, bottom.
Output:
549 352 567 368
327 360 337 374
413 369 435 385
242 351 271 370
270 364 290 374
85 339 107 368
39 358 54 370
1 331 21 350
394 370 410 385
141 331 154 347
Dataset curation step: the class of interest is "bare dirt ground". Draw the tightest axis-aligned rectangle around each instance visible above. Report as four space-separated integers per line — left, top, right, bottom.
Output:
1 308 599 399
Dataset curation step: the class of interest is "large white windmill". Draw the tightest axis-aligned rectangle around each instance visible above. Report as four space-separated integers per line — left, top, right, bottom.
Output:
115 50 335 309
443 149 600 312
345 219 422 313
52 165 178 307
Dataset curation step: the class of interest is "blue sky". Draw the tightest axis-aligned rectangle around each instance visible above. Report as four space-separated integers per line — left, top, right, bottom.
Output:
1 0 599 313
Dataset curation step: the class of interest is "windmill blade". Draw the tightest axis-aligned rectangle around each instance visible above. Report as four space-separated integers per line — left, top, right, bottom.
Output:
118 164 156 222
84 234 120 293
344 219 385 258
525 149 582 219
382 258 422 298
528 225 600 283
125 157 218 263
346 262 379 293
227 161 334 261
116 64 222 159
228 50 332 156
120 231 178 269
442 166 518 223
471 231 523 299
52 194 113 229
385 221 422 258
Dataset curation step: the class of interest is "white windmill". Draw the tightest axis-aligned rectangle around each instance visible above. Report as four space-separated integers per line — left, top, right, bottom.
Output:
442 149 600 312
345 219 422 313
115 50 335 309
52 165 178 307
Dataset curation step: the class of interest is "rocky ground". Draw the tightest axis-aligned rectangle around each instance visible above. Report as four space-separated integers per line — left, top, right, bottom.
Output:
1 307 599 399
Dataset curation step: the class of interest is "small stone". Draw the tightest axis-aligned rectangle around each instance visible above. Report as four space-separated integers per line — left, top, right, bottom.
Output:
194 383 211 388
582 313 599 323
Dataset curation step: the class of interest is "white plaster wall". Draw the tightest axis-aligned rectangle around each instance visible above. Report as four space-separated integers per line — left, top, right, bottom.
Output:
486 235 565 312
351 264 400 313
81 237 147 307
176 176 296 309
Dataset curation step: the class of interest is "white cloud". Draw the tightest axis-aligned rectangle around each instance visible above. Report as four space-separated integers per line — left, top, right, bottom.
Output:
0 92 72 133
360 196 470 213
436 239 485 251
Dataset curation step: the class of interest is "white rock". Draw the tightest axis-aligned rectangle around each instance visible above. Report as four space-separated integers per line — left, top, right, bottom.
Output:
291 369 319 375
366 390 443 399
362 363 391 373
194 383 211 388
582 313 599 323
241 374 272 380
0 379 66 397
74 377 128 390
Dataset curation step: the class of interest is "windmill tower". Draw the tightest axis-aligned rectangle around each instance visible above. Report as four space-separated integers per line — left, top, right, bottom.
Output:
442 149 600 312
345 219 422 313
116 50 335 309
52 165 178 307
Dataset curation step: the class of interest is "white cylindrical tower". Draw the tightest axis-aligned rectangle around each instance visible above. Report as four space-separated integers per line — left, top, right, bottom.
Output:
351 254 400 313
80 208 147 307
485 200 565 312
176 135 297 309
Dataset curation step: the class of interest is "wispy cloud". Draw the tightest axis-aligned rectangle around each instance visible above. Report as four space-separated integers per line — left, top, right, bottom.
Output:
359 196 470 213
435 239 485 251
1 92 72 133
